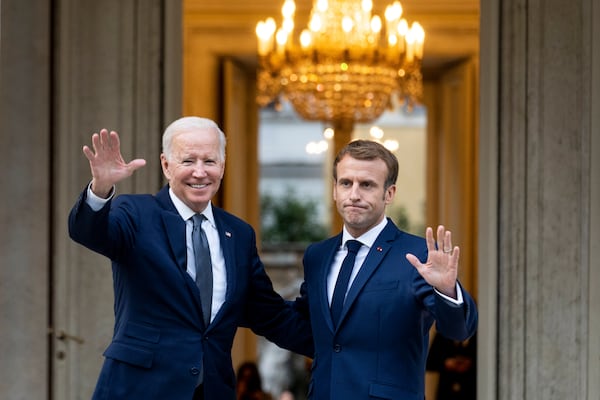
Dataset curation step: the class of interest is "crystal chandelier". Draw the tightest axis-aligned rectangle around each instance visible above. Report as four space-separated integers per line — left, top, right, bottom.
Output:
256 0 425 126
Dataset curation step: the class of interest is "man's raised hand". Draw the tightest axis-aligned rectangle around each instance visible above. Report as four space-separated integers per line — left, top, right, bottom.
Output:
83 129 146 198
405 225 459 298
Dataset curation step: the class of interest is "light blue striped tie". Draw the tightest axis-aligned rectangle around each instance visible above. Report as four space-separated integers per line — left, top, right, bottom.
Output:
192 214 213 328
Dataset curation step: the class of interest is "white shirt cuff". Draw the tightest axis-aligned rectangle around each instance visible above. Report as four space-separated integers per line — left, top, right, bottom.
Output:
86 182 115 211
434 282 464 305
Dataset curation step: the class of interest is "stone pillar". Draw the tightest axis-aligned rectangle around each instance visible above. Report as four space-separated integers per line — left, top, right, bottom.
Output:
485 0 600 398
51 1 180 398
0 1 52 398
0 0 181 398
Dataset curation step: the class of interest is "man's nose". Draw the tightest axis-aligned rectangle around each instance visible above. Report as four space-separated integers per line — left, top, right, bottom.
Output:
349 183 361 199
192 162 207 176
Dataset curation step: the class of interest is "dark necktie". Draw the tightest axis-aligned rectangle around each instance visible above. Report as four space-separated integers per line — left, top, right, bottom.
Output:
192 214 213 328
330 239 362 328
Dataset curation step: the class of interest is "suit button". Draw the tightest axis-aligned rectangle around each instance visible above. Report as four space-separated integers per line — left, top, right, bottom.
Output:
190 367 200 375
333 344 342 352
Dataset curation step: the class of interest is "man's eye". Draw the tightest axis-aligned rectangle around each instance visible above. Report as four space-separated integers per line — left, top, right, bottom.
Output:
182 160 193 165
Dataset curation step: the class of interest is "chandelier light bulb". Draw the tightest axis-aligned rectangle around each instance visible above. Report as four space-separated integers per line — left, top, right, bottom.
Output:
276 29 288 49
309 14 322 32
282 18 294 34
371 15 382 33
316 0 328 13
300 30 312 48
397 19 408 36
282 0 296 18
342 16 354 33
385 2 403 21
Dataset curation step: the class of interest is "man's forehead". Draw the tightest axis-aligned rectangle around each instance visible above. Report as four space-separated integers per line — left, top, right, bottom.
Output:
338 157 387 171
337 170 383 182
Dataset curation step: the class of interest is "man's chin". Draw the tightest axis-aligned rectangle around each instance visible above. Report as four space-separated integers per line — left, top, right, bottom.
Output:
343 214 364 226
185 196 211 212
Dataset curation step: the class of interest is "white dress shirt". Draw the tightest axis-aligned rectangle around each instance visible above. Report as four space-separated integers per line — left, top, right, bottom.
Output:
327 217 463 305
85 184 227 323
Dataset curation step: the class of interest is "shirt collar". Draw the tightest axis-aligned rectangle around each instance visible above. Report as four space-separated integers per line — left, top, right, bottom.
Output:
341 217 388 249
168 187 216 228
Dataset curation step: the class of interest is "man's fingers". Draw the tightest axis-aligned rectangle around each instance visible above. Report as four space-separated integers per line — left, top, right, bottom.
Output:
425 227 435 252
82 145 94 160
108 130 120 150
450 246 460 264
405 253 421 269
90 133 101 153
443 231 453 253
436 225 445 250
127 159 147 171
99 129 110 148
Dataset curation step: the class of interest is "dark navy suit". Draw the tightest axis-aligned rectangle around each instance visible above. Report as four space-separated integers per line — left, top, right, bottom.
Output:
68 185 313 400
297 219 477 400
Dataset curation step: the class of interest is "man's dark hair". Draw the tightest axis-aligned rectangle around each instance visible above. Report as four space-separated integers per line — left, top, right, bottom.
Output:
333 139 399 189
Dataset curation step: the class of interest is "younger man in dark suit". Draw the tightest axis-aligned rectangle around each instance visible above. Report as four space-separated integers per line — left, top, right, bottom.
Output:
295 139 477 400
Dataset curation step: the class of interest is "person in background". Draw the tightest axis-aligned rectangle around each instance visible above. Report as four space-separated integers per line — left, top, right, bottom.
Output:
295 139 478 400
236 361 274 400
68 117 313 400
426 331 477 400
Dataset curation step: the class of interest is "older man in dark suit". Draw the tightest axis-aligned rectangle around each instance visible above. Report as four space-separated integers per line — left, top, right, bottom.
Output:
68 117 313 400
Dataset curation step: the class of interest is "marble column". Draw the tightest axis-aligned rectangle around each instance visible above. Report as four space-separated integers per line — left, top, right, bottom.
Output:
479 0 600 398
0 1 51 398
0 0 180 398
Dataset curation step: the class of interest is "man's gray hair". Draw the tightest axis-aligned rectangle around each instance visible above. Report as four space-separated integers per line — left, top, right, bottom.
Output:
162 116 226 161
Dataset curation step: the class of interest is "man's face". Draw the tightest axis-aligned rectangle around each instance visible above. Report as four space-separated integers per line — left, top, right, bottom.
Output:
160 128 225 213
333 155 396 237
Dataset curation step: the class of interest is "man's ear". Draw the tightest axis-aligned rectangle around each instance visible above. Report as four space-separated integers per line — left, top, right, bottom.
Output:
332 181 337 201
160 153 171 180
385 184 397 204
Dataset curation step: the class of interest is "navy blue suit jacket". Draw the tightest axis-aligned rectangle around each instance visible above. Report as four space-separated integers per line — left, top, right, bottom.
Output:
297 219 477 400
68 185 313 400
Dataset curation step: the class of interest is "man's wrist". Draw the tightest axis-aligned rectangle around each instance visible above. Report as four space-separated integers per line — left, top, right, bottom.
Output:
86 182 115 211
434 282 464 305
90 180 114 199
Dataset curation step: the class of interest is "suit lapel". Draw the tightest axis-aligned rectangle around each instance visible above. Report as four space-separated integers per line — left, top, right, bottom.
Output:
156 186 205 326
320 236 342 332
156 187 188 272
210 209 235 327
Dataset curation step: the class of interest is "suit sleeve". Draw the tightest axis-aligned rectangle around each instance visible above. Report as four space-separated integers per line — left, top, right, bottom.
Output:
239 231 314 358
68 186 139 261
432 281 478 341
68 187 113 256
412 246 478 341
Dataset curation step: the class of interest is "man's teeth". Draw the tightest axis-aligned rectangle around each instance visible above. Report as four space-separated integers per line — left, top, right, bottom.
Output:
191 184 206 188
